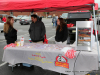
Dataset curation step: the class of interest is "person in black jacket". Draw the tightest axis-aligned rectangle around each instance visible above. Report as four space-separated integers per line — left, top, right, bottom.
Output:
3 16 17 44
29 14 46 43
55 18 68 45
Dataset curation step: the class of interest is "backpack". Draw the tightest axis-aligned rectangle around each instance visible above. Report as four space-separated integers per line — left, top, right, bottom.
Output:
52 17 56 23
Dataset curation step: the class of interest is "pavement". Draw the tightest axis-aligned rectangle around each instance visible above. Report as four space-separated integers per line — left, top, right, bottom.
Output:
0 18 100 75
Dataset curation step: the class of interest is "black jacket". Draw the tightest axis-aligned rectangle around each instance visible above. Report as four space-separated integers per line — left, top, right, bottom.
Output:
4 27 17 44
55 25 68 42
29 21 46 42
39 17 42 21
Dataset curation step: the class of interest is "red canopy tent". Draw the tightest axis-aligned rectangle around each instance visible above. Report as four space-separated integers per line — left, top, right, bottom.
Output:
0 0 95 12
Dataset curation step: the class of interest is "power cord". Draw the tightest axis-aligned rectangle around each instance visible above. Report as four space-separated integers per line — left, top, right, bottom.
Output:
73 51 81 75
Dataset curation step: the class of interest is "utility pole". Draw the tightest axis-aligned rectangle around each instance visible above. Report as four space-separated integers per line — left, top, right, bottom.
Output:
10 12 13 16
46 12 47 18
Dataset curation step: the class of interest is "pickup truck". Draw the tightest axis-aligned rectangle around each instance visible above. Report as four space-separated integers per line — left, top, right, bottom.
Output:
61 11 93 44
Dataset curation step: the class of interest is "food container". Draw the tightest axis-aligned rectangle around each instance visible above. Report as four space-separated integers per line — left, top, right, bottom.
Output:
17 42 21 47
76 21 93 51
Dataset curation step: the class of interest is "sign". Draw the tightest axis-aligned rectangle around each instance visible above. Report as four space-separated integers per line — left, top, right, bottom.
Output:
55 55 69 69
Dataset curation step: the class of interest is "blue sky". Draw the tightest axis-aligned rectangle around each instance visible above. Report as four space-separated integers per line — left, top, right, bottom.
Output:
95 0 100 7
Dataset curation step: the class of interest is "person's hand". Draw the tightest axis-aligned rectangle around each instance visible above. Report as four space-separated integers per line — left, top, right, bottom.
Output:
15 41 17 44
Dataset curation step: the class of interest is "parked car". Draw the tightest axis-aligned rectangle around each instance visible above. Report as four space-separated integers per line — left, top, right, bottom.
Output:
92 15 98 18
97 14 100 25
47 15 52 18
0 22 4 33
16 15 23 21
41 16 44 18
12 16 17 22
0 14 8 18
19 16 31 25
61 13 68 23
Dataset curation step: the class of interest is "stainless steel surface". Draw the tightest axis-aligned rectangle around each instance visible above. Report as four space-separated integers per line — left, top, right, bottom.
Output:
75 46 91 51
76 21 93 28
93 5 100 61
76 21 93 51
76 27 78 47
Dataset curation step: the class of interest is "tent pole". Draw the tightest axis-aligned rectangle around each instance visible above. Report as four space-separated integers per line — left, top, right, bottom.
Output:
97 11 99 35
93 5 100 62
97 13 99 32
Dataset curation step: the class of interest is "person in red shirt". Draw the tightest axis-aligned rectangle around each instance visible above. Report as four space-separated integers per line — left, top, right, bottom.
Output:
2 16 6 22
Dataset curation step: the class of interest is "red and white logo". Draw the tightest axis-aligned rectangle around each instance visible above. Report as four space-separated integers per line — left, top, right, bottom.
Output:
55 55 69 69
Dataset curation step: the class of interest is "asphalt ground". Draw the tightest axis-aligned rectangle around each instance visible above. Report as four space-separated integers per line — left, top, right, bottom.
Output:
0 18 100 75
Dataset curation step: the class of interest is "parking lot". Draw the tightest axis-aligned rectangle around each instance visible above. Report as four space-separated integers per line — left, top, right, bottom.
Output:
0 18 100 75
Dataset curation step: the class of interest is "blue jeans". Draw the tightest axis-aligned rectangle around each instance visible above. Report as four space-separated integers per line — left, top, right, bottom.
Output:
55 21 57 27
53 21 57 27
53 22 55 26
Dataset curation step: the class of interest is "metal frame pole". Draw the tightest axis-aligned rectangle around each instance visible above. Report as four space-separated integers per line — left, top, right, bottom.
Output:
97 11 99 30
97 11 99 35
93 5 100 62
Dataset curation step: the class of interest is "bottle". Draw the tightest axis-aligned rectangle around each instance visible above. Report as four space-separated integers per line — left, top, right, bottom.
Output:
20 37 24 46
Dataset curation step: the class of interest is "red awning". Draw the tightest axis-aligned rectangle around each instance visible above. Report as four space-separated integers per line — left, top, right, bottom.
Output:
0 0 95 12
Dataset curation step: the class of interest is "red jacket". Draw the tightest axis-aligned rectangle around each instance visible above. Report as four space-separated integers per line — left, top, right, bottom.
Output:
2 17 6 22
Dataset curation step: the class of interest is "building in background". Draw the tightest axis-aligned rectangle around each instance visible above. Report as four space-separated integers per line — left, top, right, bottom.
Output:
0 11 69 17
